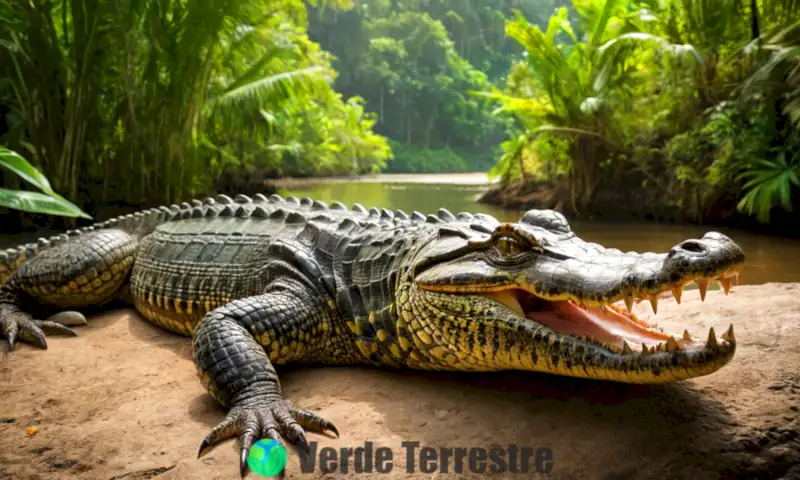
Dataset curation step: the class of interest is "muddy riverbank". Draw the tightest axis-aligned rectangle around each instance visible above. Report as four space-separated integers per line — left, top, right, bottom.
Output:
1 283 798 479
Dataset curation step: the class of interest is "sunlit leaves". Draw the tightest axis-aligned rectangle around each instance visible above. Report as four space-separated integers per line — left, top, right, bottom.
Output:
0 147 91 219
737 153 800 222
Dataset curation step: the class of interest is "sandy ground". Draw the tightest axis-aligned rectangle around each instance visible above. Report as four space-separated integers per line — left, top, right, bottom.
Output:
1 283 799 480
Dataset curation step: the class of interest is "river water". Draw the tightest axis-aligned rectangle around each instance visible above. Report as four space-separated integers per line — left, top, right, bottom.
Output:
276 173 800 286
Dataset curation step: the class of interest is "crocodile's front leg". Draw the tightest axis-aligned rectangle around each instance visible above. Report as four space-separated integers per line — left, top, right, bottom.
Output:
192 277 342 477
0 229 138 350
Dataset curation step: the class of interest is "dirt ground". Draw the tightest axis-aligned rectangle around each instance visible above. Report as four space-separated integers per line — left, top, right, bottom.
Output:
1 283 799 480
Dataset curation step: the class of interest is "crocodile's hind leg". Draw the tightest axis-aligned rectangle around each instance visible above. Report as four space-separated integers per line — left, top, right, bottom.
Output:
0 228 138 350
193 277 343 477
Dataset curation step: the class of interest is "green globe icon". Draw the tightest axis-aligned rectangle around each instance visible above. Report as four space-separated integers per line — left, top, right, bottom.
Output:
247 439 287 477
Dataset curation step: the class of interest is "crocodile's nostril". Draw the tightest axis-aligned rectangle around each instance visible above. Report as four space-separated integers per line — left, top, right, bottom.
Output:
678 240 706 253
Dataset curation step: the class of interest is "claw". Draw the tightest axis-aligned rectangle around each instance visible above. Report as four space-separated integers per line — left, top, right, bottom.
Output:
197 437 212 459
325 422 340 438
34 320 78 337
239 447 250 478
294 429 310 453
7 331 16 351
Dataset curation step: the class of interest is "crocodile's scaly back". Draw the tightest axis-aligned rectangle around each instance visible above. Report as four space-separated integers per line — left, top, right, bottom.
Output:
0 192 746 477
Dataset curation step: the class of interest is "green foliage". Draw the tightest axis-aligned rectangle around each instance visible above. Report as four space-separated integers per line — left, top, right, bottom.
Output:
737 151 800 222
305 0 565 172
0 146 91 219
479 0 700 210
0 0 391 210
384 140 498 173
484 0 800 224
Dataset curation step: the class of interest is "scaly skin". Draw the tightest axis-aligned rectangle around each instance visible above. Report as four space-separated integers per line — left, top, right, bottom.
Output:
0 193 745 476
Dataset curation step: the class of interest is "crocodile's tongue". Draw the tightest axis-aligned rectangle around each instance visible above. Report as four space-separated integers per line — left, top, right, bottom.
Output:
526 301 672 352
484 290 676 352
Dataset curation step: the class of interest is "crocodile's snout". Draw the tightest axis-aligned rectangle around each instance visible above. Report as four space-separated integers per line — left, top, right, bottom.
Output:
665 231 745 278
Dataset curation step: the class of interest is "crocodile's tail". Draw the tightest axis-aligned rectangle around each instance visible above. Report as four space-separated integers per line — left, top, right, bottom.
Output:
0 198 215 284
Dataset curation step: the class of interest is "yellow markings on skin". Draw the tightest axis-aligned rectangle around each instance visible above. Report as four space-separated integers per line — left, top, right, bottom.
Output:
134 297 193 336
398 337 412 350
398 292 409 306
427 345 448 359
376 329 390 342
389 343 402 359
416 330 433 345
356 341 373 358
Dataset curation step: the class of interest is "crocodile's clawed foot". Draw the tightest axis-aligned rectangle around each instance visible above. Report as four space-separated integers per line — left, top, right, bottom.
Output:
197 397 339 477
1 311 80 351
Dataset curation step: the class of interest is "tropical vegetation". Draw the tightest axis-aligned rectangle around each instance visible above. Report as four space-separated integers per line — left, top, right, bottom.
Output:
480 0 800 224
1 0 798 229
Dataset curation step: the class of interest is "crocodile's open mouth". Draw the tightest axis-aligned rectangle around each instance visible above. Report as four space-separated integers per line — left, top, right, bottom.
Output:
481 274 739 354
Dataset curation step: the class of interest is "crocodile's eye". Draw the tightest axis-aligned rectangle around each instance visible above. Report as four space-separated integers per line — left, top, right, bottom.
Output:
494 236 525 257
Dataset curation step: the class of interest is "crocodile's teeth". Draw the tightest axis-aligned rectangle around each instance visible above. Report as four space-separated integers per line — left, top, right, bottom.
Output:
672 287 682 304
683 330 692 342
721 324 735 343
666 336 680 352
641 343 651 355
697 279 709 301
734 273 740 286
719 276 732 295
621 340 633 355
706 327 718 348
624 295 634 313
649 295 658 314
600 304 606 312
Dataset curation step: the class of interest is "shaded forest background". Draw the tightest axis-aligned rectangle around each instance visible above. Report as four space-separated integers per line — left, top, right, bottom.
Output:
1 0 799 233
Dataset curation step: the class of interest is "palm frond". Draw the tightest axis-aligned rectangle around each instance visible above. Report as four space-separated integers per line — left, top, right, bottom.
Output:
213 66 331 113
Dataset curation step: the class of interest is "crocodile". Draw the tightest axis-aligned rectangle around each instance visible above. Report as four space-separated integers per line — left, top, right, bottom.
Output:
0 194 744 476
